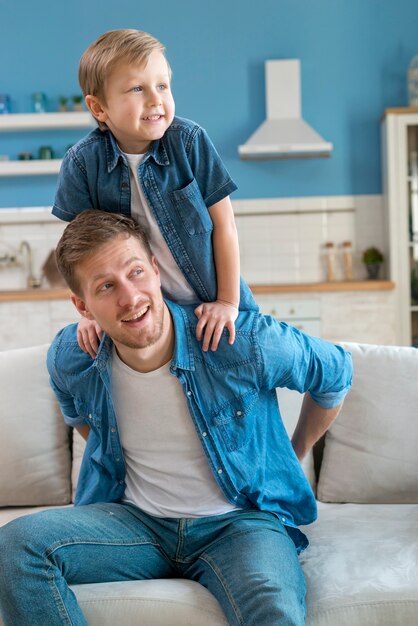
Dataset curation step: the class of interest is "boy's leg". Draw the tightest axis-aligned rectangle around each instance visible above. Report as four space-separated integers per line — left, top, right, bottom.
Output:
185 511 306 626
0 503 176 626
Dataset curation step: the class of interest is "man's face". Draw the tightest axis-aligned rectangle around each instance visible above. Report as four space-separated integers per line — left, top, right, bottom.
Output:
72 235 166 351
87 50 175 154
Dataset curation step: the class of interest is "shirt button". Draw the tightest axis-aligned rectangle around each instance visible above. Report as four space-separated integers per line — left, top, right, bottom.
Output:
217 469 223 475
119 480 124 485
88 414 92 420
111 427 116 433
187 391 192 397
202 432 207 437
236 410 242 416
172 365 177 371
281 517 286 523
116 457 121 462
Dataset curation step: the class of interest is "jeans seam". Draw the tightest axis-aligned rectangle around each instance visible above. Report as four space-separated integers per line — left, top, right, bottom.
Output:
199 553 245 626
45 567 74 626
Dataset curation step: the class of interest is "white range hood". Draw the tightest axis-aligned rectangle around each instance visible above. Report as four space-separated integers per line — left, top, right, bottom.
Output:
238 59 333 160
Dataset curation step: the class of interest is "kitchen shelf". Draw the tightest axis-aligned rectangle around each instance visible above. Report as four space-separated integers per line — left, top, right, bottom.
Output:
0 111 95 177
0 159 62 177
0 111 94 132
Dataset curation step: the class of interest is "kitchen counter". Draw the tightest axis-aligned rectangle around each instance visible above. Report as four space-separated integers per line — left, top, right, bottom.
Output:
0 281 395 302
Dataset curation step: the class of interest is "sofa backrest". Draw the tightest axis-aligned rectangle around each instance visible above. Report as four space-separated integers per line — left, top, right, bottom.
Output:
316 342 418 504
0 344 72 507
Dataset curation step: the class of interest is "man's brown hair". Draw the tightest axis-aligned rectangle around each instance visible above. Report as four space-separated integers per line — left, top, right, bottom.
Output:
56 210 153 296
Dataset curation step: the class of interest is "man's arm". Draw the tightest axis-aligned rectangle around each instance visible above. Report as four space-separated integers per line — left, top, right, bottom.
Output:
291 394 343 462
75 425 91 441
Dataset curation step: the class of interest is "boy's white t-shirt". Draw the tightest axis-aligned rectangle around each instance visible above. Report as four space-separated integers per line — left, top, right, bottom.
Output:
123 152 198 304
112 346 238 518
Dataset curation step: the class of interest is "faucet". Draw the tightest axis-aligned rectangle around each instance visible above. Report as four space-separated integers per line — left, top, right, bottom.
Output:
19 241 42 289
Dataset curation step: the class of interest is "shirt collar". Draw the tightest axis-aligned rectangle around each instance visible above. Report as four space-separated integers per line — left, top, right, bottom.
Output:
93 299 195 372
105 130 170 172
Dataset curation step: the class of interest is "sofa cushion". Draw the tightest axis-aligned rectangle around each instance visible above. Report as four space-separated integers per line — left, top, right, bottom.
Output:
301 502 418 626
71 579 228 626
317 342 418 503
0 344 72 506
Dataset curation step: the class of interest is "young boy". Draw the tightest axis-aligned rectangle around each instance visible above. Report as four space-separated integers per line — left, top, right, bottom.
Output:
53 29 257 356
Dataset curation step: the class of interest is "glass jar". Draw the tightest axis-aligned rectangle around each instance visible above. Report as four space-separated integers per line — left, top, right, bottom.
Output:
408 54 418 107
341 241 354 280
323 242 336 281
32 92 47 113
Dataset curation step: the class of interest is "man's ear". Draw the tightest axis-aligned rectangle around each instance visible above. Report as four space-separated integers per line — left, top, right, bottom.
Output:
71 293 95 320
151 255 160 276
85 95 108 123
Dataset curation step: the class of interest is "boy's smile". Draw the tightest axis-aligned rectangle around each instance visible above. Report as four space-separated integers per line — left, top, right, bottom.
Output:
86 50 175 154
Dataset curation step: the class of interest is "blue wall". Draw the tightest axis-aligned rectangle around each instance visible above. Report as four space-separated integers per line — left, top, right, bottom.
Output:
0 0 417 208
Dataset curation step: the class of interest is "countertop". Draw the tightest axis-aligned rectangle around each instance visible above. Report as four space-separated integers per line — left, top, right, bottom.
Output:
0 280 395 302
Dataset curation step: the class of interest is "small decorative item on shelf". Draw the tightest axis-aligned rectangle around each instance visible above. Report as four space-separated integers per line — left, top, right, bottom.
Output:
72 95 84 111
408 54 418 107
341 240 354 280
0 94 12 114
323 242 337 282
18 152 33 160
32 92 47 113
38 146 54 160
58 96 69 112
362 246 384 280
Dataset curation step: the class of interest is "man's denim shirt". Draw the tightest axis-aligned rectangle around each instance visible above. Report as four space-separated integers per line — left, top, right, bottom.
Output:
47 302 352 553
53 116 256 310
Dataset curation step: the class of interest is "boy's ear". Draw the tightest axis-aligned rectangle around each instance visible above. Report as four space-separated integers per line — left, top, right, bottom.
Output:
71 293 95 321
85 95 108 123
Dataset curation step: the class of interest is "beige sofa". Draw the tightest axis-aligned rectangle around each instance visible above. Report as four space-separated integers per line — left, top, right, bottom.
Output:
1 341 418 625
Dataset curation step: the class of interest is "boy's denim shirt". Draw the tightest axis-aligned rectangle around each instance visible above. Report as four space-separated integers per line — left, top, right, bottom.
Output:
53 116 256 310
47 301 352 554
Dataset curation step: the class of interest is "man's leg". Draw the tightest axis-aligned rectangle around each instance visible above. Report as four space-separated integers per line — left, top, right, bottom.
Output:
184 511 306 626
0 503 176 626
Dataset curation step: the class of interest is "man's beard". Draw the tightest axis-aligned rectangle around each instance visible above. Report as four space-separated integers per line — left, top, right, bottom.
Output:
111 300 165 350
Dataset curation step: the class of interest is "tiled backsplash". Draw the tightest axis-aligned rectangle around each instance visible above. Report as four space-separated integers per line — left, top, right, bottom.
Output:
234 195 385 284
0 195 385 289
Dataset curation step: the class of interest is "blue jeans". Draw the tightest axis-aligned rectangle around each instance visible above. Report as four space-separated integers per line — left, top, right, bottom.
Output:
0 504 306 626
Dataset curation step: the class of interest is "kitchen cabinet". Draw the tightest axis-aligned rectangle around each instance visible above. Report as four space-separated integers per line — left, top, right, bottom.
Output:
0 112 94 177
381 108 418 345
255 295 321 337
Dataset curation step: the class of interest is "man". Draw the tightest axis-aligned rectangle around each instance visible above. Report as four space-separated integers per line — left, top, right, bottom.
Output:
0 211 352 626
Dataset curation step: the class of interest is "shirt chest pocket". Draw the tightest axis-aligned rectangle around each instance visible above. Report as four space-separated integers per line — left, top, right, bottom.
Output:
170 178 213 236
211 388 259 452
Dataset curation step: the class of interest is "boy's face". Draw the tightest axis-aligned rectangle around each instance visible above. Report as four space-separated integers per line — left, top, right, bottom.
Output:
87 51 175 154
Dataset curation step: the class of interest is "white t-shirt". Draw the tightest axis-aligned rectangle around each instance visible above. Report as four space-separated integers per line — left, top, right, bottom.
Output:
123 152 197 304
111 347 238 518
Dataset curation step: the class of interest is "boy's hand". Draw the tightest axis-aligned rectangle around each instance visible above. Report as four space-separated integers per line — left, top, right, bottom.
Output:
77 317 103 359
194 300 238 352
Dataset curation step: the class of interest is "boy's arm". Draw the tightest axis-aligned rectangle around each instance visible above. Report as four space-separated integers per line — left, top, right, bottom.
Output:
195 196 240 351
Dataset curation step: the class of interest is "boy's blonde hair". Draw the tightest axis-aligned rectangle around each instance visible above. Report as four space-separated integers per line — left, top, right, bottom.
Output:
79 29 169 103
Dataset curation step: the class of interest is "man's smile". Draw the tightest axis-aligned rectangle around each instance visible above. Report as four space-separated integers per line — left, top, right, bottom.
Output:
121 305 150 323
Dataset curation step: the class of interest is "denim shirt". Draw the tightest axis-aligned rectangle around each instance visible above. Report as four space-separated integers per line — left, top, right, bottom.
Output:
53 116 256 310
47 302 352 553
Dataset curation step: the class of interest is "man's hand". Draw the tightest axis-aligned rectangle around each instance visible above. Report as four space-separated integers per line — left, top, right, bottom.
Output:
194 300 238 352
77 317 103 359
